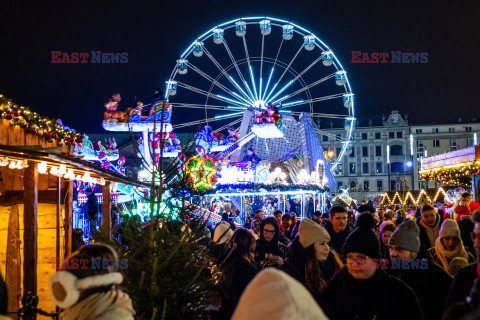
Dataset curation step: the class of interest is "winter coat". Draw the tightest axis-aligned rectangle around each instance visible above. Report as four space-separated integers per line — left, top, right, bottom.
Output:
59 289 135 320
323 220 352 255
445 263 479 311
443 278 480 320
218 251 258 320
455 205 470 222
86 193 98 220
387 259 452 320
255 217 286 264
318 267 424 320
417 214 443 249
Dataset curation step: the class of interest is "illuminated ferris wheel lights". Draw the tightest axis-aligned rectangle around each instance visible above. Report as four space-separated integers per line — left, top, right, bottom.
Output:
268 79 294 102
343 94 354 108
249 66 259 100
283 100 304 107
282 24 294 40
216 94 249 107
322 51 334 66
214 111 244 119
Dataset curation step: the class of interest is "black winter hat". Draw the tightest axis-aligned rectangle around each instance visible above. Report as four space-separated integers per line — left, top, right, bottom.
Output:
357 205 375 214
342 213 381 258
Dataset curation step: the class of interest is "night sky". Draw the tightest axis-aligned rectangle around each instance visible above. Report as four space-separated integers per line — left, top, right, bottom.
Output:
1 0 479 133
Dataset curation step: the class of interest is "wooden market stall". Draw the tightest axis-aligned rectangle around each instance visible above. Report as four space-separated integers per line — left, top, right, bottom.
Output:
0 97 149 317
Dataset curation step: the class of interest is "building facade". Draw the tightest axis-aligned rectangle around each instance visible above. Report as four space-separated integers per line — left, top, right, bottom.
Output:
319 111 480 199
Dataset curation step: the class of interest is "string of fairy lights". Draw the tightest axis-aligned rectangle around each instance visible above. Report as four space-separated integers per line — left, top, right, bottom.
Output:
381 187 447 206
0 155 107 185
0 94 84 146
419 161 480 188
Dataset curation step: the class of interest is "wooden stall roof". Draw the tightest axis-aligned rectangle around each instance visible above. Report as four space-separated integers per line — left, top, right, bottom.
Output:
381 186 457 206
0 144 150 188
422 146 480 171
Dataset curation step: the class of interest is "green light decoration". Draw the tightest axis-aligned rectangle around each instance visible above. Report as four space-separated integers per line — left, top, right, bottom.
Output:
185 156 217 191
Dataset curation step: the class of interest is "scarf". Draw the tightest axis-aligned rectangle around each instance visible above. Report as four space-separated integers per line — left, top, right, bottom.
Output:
60 289 135 320
420 217 440 248
434 237 468 272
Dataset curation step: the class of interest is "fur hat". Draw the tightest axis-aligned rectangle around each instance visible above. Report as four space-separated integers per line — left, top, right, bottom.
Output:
388 220 421 253
232 268 328 320
298 218 330 248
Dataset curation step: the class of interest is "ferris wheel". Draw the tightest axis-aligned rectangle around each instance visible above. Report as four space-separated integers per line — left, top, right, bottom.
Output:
165 16 355 170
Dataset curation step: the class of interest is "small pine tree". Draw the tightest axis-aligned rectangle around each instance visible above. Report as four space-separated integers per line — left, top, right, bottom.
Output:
98 106 218 319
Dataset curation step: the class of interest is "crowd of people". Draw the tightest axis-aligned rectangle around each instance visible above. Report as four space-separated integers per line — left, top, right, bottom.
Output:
3 195 480 320
207 196 480 320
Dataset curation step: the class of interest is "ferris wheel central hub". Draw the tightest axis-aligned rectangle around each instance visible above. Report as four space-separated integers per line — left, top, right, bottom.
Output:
253 100 266 109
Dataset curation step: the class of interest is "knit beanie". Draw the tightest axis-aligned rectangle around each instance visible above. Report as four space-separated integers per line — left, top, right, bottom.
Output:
231 268 328 320
448 257 468 277
298 218 330 248
342 213 381 258
213 221 234 244
358 205 375 214
388 220 421 253
439 219 460 239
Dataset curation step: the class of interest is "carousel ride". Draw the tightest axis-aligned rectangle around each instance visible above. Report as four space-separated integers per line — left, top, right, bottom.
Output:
101 16 356 220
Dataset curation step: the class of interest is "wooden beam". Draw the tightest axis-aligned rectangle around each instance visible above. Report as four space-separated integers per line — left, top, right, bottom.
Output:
23 161 38 294
6 204 21 315
64 180 73 258
101 181 111 240
0 190 67 205
56 176 61 265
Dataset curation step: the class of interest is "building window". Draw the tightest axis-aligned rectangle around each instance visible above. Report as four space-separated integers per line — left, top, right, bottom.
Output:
416 140 424 151
449 127 455 133
350 181 356 192
450 139 457 150
375 132 381 139
376 162 383 173
377 180 383 191
416 129 422 134
391 180 396 191
362 146 368 157
433 140 440 147
390 162 404 172
364 181 370 191
390 145 403 156
349 147 355 158
466 127 472 132
349 163 356 174
336 134 342 141
467 138 474 147
323 135 328 142
363 162 369 174
375 146 382 157
432 128 439 133
397 132 403 138
337 182 343 191
389 132 395 139
361 133 368 140
336 147 342 157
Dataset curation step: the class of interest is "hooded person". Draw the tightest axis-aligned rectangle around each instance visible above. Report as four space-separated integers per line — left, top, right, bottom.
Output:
254 217 286 267
278 219 343 296
430 219 472 274
49 243 135 320
387 220 452 320
317 214 424 320
231 268 328 320
416 203 444 249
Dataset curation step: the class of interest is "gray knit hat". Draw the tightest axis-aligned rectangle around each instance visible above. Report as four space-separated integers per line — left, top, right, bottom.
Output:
298 218 330 248
388 219 421 253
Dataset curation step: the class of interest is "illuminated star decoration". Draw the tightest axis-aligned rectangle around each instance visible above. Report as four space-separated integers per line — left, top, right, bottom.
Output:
185 156 217 191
